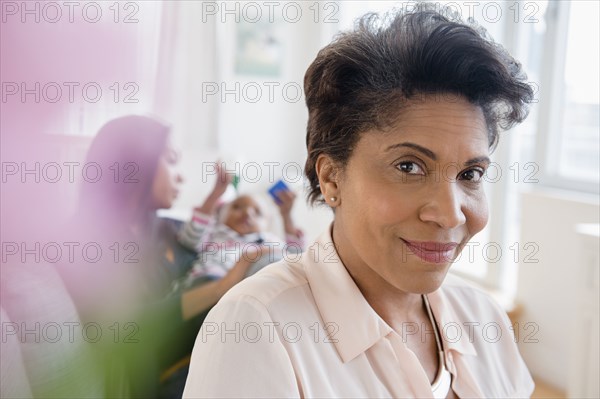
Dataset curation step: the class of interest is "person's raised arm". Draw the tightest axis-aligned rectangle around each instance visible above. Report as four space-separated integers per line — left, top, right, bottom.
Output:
195 162 233 215
178 163 233 250
274 189 305 249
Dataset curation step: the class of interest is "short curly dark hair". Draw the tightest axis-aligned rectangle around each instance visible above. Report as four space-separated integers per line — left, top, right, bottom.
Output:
304 4 534 205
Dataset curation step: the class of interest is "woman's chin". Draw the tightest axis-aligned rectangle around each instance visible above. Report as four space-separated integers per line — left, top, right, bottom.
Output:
393 270 448 295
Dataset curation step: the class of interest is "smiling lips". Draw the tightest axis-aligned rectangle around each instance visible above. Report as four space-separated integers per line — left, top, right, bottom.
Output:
402 239 459 264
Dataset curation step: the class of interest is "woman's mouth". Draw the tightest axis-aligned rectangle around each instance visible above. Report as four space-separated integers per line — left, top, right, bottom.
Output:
401 239 459 264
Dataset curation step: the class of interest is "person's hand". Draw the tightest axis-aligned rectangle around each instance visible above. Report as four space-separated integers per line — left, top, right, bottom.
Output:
241 244 273 264
288 227 304 240
210 162 234 199
274 189 302 237
193 162 234 215
217 256 253 290
216 244 270 292
274 189 296 217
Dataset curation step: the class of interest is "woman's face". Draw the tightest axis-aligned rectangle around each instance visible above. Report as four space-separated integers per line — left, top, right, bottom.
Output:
224 195 263 235
151 144 182 210
327 95 490 294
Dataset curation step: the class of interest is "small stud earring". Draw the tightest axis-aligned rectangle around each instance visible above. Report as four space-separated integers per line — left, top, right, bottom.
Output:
330 197 337 202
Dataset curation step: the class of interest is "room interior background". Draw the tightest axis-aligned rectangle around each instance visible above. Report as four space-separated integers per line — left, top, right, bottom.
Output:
1 1 598 397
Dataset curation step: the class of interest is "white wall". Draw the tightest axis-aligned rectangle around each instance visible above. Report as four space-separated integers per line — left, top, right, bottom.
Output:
169 2 336 242
516 188 599 391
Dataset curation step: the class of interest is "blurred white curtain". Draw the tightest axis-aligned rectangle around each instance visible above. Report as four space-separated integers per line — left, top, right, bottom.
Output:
153 2 218 150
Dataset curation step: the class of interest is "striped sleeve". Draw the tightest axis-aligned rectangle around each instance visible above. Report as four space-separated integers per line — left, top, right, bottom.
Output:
177 210 214 251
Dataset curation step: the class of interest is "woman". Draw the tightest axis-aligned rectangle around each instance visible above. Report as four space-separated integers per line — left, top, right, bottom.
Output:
1 115 181 398
61 115 181 314
183 5 534 399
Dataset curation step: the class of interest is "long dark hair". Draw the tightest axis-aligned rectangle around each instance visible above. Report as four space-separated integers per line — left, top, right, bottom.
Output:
60 115 173 317
77 115 170 235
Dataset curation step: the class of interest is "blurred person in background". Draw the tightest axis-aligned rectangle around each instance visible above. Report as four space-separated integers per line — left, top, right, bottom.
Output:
176 162 304 289
1 115 280 398
63 115 290 397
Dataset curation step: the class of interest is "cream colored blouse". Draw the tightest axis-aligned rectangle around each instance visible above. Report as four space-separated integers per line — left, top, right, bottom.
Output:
183 228 534 398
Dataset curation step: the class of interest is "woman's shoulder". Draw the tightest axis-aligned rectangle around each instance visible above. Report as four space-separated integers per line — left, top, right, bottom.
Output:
220 258 311 309
438 273 511 322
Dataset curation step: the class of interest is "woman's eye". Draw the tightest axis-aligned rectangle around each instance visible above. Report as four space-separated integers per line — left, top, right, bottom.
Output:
460 168 484 182
397 162 425 175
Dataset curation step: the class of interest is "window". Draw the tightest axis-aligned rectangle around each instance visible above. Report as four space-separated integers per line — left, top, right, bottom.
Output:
555 1 599 186
534 0 599 193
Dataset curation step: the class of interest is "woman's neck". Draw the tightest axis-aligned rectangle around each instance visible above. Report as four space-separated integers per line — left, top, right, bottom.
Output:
345 259 424 325
331 223 424 324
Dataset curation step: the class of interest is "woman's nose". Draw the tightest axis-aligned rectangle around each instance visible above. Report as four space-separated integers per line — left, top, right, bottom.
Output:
418 181 466 229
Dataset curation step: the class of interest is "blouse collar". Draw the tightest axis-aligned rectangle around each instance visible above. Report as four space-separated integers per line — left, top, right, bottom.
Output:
303 225 478 363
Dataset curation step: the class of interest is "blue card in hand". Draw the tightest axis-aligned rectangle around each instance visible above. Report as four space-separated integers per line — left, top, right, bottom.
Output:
268 180 289 205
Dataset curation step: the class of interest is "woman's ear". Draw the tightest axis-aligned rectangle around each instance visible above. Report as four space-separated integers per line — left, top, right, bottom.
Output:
315 154 341 207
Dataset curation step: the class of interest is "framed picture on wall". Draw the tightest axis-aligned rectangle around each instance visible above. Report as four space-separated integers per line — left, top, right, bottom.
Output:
234 20 283 77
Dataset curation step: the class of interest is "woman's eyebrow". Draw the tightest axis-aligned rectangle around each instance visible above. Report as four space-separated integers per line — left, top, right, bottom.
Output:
386 142 491 166
385 142 437 160
465 156 491 167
